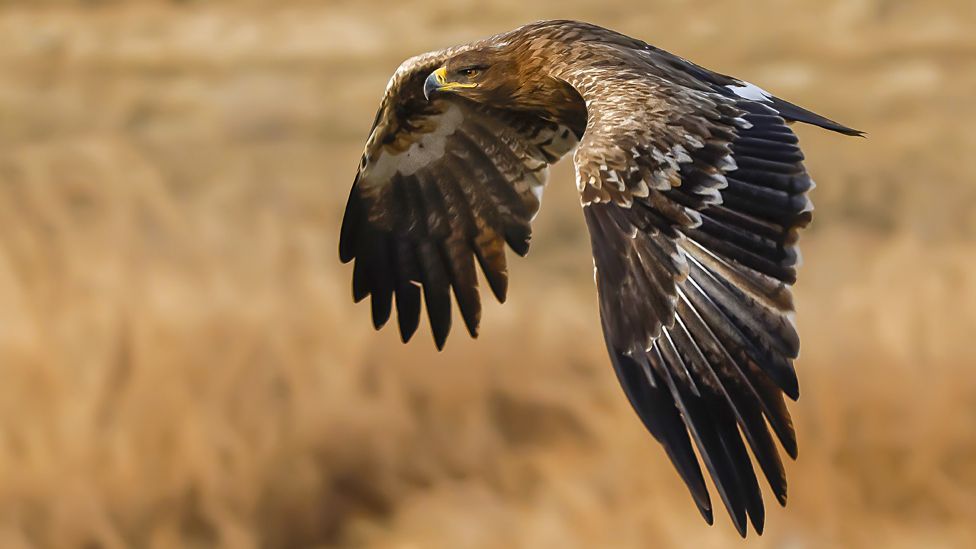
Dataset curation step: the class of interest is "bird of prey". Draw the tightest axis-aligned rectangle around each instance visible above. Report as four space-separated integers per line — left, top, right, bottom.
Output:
339 20 861 536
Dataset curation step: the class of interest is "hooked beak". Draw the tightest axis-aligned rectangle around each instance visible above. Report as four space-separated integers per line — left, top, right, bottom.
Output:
423 67 476 100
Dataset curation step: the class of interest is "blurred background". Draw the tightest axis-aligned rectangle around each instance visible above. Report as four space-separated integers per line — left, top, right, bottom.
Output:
1 0 975 547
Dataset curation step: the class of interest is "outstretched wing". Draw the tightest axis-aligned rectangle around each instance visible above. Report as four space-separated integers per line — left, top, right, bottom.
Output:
340 52 577 348
558 49 857 536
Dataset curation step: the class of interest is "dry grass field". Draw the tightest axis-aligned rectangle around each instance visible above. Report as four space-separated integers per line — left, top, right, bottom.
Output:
1 0 975 547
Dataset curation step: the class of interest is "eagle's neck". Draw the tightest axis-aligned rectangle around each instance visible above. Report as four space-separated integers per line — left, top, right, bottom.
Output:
494 39 589 137
499 71 587 138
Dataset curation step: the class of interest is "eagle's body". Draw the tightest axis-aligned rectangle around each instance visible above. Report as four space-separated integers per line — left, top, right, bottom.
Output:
340 20 860 536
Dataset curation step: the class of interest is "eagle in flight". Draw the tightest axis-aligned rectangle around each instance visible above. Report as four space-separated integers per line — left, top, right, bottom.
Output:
339 20 861 536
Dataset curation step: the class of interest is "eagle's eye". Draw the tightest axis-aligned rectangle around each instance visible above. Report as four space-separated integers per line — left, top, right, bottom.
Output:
458 67 482 78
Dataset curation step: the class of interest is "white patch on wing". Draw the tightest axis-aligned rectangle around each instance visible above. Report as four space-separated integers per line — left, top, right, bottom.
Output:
733 116 754 129
542 125 579 159
792 245 804 268
530 181 546 203
719 154 738 171
672 144 692 163
799 194 814 213
605 169 625 191
726 82 773 103
528 169 548 221
632 179 649 198
361 103 465 187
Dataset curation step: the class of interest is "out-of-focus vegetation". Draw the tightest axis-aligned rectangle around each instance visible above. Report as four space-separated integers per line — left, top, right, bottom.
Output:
1 1 975 547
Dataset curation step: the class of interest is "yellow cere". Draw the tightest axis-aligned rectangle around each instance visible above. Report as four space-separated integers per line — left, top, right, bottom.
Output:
436 66 477 91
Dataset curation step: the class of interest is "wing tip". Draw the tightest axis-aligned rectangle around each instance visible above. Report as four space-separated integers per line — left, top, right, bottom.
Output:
784 438 799 461
395 286 422 344
339 182 365 264
731 513 748 538
430 313 451 350
399 326 417 344
749 506 766 536
371 313 390 331
370 293 393 330
433 332 448 351
698 503 714 525
769 96 865 137
784 377 800 401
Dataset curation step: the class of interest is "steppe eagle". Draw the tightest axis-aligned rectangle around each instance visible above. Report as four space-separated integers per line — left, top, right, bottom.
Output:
339 20 861 536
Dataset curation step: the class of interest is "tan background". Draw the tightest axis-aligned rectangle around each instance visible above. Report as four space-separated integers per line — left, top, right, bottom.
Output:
1 0 975 547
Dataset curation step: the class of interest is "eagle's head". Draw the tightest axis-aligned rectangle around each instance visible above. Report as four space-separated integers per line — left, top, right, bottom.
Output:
423 47 518 104
422 43 585 132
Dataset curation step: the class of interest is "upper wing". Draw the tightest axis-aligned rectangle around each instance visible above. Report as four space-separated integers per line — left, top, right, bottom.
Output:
556 52 842 535
340 52 577 348
635 43 864 136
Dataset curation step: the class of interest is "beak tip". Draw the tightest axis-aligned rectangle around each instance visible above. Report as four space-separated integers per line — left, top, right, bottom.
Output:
423 72 439 101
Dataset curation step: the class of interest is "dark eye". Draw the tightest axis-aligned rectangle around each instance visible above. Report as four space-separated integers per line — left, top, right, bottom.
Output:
459 68 481 77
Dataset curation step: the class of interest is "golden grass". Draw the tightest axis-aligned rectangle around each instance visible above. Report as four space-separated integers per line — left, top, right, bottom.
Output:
1 1 975 547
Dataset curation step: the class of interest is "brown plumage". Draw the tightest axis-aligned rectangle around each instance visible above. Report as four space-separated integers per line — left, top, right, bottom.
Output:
339 19 862 536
